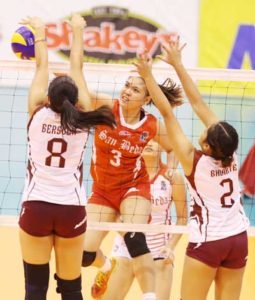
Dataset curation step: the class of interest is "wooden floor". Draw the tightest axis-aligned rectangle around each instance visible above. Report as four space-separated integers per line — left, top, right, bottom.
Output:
1 227 254 299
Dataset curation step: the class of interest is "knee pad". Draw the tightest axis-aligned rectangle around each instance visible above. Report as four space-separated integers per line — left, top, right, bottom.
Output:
23 261 49 300
82 251 96 267
124 232 150 258
54 274 83 300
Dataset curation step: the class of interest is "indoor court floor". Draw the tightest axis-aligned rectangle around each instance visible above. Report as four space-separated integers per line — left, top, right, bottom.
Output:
0 227 254 299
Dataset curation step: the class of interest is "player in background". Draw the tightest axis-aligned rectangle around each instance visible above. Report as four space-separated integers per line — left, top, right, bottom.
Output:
74 31 183 300
135 39 249 300
101 139 187 300
18 15 115 300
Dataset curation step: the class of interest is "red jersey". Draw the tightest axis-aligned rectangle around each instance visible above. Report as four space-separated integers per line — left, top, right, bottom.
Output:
91 100 157 190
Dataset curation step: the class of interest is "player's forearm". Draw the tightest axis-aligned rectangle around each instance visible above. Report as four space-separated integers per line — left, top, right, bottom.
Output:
167 218 187 249
173 63 203 107
167 234 181 250
143 74 173 118
70 28 84 69
166 151 178 173
173 63 219 126
34 26 48 69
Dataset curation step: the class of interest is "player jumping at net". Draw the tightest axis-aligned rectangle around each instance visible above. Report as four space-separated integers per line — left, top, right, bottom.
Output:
75 25 183 300
135 39 250 300
18 15 115 300
101 139 187 300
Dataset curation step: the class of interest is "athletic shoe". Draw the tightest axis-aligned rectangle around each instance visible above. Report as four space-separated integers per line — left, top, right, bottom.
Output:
91 257 116 298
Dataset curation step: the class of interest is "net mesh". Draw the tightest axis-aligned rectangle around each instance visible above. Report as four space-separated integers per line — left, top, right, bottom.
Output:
0 60 254 235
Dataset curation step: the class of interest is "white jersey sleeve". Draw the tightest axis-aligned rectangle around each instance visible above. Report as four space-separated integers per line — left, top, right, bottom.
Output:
22 106 89 206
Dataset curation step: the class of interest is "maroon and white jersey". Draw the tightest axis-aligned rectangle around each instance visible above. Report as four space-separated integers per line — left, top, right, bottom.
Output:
112 164 173 259
22 106 88 206
186 150 249 243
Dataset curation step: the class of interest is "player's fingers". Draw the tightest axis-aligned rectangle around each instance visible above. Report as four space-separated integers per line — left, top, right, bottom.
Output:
156 55 167 63
179 42 187 51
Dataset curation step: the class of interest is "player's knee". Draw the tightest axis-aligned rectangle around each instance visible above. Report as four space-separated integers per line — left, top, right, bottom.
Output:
54 274 83 300
23 261 49 300
82 251 96 267
124 232 150 258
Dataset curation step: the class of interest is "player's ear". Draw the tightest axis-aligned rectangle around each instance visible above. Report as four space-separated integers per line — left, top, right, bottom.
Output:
144 95 152 105
202 142 212 155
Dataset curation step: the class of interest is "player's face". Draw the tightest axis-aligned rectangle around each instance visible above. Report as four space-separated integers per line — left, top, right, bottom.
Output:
142 140 161 159
119 77 150 110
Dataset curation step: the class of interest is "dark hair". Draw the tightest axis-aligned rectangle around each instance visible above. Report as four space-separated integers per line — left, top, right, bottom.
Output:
206 121 239 167
48 76 116 132
129 76 183 107
150 78 183 107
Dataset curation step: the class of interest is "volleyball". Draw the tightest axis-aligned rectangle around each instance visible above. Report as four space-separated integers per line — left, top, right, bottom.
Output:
11 26 35 60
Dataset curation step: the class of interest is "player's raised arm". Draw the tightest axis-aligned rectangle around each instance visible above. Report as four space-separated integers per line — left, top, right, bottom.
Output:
169 171 188 247
69 14 114 111
68 14 92 111
20 17 48 117
158 37 219 128
134 52 194 175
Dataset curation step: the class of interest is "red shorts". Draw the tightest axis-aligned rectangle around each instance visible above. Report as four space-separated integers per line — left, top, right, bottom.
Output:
186 231 248 269
19 201 86 238
89 182 151 212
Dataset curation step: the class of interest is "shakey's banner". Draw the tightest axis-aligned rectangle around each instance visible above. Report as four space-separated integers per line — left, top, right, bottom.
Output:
0 0 198 67
199 0 255 70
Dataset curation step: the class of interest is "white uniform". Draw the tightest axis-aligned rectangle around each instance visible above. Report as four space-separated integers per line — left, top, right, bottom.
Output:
112 164 172 259
186 150 249 243
21 106 88 206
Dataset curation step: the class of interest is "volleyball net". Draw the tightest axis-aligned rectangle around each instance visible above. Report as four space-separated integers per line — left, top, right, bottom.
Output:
0 60 254 235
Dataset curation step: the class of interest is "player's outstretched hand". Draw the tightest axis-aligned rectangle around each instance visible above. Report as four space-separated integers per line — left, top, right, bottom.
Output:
65 13 86 30
157 36 186 68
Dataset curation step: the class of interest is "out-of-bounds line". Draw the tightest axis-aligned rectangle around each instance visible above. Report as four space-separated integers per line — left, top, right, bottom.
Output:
0 215 254 236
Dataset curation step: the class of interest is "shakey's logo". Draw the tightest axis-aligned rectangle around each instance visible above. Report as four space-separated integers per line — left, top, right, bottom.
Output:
45 6 177 63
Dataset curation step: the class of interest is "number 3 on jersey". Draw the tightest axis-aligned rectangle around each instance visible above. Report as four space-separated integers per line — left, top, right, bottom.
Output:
110 150 121 167
45 138 67 168
110 150 141 179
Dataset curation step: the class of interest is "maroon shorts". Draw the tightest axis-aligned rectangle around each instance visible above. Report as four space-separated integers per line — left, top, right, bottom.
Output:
89 183 151 212
19 201 86 238
186 231 248 269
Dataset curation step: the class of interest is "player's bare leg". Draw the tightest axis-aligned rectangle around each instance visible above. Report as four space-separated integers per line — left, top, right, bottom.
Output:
101 257 134 300
215 266 245 300
181 256 216 300
120 196 156 300
83 203 117 298
154 260 173 300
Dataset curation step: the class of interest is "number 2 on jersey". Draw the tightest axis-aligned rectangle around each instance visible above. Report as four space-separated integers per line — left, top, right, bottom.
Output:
220 178 234 208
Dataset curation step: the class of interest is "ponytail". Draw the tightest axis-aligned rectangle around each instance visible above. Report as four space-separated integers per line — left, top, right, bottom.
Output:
221 156 234 168
61 101 116 133
154 78 183 107
48 75 116 132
